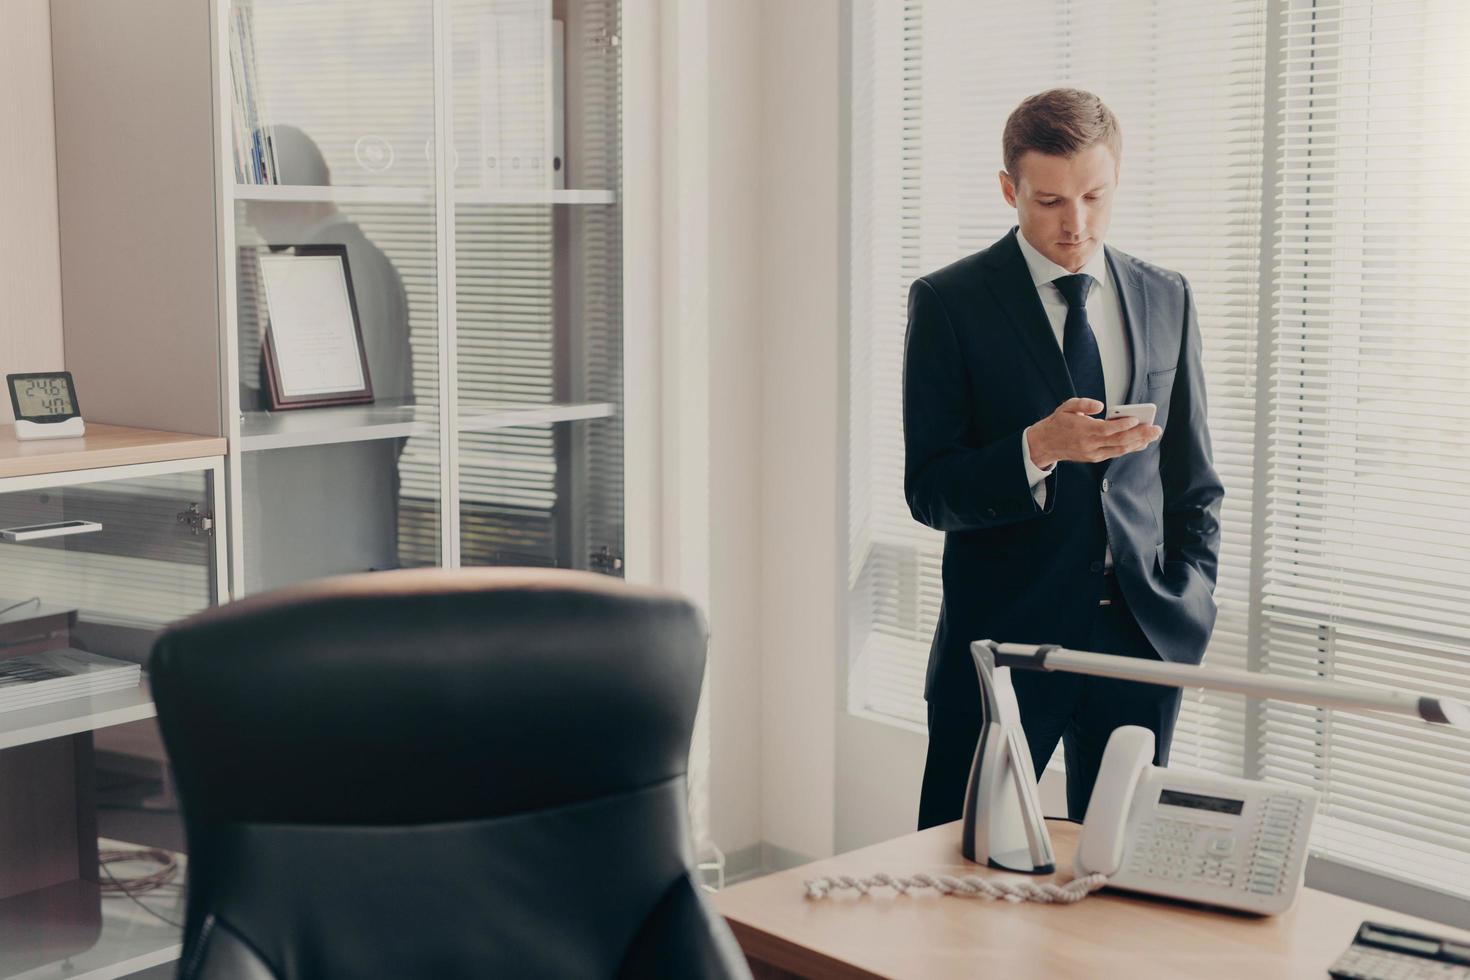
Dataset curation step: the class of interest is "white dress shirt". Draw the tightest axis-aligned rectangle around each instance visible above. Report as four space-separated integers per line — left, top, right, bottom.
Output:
1015 231 1132 565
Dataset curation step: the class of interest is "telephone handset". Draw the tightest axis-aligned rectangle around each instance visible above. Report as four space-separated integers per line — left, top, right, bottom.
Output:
1075 726 1154 876
1074 725 1318 915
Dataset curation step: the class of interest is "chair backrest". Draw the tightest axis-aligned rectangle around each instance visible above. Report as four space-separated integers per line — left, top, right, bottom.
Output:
151 567 748 979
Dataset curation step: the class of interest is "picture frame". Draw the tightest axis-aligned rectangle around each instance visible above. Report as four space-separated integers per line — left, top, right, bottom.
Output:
257 244 374 410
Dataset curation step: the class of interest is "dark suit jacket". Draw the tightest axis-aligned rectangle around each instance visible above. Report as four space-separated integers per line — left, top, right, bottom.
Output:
903 228 1224 710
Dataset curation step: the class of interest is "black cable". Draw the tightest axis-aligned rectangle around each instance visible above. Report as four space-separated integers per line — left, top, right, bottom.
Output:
0 595 41 619
100 847 178 892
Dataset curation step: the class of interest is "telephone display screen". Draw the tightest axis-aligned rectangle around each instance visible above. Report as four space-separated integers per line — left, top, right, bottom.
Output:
1158 788 1244 815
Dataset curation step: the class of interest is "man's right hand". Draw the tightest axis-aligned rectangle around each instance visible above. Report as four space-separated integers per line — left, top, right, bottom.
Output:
1027 398 1162 469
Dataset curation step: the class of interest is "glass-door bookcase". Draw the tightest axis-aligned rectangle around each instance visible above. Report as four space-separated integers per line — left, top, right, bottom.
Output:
222 0 624 592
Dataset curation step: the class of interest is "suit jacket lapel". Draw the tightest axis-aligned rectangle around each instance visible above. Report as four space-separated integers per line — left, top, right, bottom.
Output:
1106 246 1149 404
982 229 1073 405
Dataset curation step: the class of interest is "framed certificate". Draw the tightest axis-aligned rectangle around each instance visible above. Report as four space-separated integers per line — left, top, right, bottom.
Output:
257 244 374 410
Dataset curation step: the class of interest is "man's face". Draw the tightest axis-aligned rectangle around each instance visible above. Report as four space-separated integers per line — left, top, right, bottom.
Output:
999 143 1118 273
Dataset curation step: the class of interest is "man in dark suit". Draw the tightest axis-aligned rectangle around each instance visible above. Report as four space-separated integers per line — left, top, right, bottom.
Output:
905 89 1224 828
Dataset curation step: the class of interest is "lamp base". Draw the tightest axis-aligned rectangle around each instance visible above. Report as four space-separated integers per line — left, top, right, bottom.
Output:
989 852 1056 875
961 641 1056 874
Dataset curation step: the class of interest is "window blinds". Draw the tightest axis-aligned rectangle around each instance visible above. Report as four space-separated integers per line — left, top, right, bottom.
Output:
1266 0 1470 896
847 0 1267 780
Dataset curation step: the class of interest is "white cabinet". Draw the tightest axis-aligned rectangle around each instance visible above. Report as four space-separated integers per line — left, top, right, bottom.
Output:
3 0 636 974
0 433 223 979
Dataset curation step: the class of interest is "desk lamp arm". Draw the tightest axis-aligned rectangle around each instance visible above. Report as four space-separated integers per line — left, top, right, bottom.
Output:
993 643 1470 729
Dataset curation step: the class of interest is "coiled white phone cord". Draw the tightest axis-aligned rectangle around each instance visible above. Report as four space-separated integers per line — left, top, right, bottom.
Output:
804 871 1110 903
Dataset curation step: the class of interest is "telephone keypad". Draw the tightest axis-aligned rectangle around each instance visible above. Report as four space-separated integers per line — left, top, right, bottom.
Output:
1129 802 1307 897
1129 818 1241 888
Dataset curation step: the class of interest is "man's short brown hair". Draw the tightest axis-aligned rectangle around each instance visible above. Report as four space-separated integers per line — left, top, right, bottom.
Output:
1002 88 1121 179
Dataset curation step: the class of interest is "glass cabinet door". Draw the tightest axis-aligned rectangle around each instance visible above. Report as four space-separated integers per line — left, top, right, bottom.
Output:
225 0 624 587
229 0 443 592
0 465 223 657
0 462 222 970
450 0 624 574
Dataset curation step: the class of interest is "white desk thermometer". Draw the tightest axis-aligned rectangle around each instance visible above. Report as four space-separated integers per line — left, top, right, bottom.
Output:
8 371 85 440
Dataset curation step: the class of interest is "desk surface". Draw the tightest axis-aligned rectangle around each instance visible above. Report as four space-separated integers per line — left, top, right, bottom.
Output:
712 820 1470 979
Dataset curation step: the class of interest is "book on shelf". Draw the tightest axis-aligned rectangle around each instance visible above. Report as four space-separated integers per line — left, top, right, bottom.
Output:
0 648 140 714
479 9 567 191
229 4 278 185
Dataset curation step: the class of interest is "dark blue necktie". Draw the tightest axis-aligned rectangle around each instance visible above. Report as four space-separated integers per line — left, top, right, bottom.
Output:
1054 273 1105 418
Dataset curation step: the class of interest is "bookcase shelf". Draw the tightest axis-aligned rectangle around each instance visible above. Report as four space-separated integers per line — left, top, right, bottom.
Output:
235 183 428 205
235 184 618 207
455 188 619 206
0 684 155 753
239 402 433 452
458 401 617 433
239 400 617 452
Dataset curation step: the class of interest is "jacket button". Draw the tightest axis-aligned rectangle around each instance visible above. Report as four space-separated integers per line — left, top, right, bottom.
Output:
1101 478 1110 493
1090 561 1104 573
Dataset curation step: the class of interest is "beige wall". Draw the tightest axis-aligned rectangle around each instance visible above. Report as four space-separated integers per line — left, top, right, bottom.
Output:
696 0 843 864
0 0 65 424
757 0 840 860
50 0 221 435
707 0 765 855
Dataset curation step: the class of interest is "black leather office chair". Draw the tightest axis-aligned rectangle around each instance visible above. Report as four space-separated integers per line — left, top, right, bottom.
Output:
150 567 752 980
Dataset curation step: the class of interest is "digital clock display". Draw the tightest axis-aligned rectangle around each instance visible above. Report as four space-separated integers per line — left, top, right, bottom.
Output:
8 373 79 421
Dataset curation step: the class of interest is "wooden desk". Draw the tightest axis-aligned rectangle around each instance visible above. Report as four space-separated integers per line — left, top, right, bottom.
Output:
712 820 1470 979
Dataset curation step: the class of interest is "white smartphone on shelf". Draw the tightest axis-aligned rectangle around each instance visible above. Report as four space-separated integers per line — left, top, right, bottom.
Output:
1107 402 1157 426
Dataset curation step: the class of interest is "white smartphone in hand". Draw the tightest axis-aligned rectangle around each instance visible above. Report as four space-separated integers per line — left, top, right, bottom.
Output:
1106 402 1157 426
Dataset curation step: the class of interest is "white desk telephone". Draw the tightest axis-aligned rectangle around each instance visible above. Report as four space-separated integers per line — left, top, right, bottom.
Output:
804 722 1318 914
806 636 1470 920
1074 725 1317 915
806 638 1321 914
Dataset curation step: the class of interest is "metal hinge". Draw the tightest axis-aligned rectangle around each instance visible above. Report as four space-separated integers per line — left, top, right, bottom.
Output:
177 503 214 536
590 546 623 574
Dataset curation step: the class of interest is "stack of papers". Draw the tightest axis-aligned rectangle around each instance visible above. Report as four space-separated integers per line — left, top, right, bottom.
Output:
0 649 140 713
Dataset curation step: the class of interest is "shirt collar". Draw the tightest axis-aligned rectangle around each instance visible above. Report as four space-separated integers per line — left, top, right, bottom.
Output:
1015 227 1110 292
